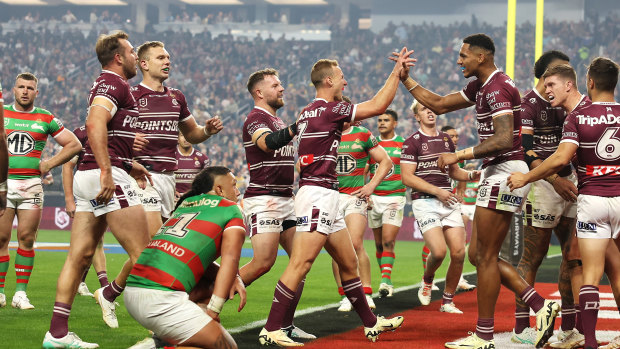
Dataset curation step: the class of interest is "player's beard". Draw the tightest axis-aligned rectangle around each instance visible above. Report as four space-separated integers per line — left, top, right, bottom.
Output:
267 97 284 111
122 58 137 80
15 98 34 111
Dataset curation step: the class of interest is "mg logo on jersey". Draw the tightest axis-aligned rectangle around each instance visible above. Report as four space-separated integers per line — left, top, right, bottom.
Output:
336 154 356 175
7 131 35 155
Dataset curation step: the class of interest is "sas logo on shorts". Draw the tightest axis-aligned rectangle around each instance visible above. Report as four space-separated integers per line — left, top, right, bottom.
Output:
320 217 332 226
417 218 436 228
499 194 522 207
577 221 597 233
259 219 281 227
296 216 308 226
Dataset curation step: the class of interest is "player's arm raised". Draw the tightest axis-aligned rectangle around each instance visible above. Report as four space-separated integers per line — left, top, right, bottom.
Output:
401 78 473 115
508 142 577 191
352 146 392 199
179 116 223 144
355 47 416 121
40 129 81 174
86 96 116 204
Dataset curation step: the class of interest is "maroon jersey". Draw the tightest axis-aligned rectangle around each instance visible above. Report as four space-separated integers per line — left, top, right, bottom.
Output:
561 101 620 197
242 107 295 198
521 89 567 159
79 70 139 172
297 99 356 190
461 70 523 167
175 147 210 194
131 84 193 172
73 125 87 165
401 130 455 200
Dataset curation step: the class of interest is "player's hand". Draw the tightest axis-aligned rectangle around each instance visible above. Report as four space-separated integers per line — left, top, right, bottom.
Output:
351 183 375 200
0 190 6 218
436 188 460 207
437 152 458 173
507 172 528 191
133 133 148 152
96 170 115 205
470 170 482 181
129 161 153 188
65 201 76 218
388 47 416 81
204 116 224 137
206 308 221 323
551 176 578 202
366 195 374 210
230 274 247 312
39 160 51 175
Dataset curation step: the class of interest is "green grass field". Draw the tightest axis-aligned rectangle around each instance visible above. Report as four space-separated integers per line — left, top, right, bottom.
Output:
2 229 560 348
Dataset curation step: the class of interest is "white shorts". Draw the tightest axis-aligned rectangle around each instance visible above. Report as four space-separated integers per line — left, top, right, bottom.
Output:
295 185 346 235
476 160 530 213
135 172 176 219
338 193 368 218
243 195 296 237
460 204 476 221
367 195 406 229
411 198 464 233
74 167 141 217
523 173 577 228
124 287 211 345
7 177 44 210
576 194 620 239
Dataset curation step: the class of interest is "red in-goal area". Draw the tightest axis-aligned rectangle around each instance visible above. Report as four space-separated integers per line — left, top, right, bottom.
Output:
302 283 619 349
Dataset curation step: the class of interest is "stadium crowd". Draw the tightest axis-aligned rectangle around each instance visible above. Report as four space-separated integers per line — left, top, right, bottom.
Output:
1 13 619 193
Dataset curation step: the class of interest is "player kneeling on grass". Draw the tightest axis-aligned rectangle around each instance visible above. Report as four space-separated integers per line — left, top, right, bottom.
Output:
124 166 247 349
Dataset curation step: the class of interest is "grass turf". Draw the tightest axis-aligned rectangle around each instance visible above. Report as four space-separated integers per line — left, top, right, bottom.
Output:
2 229 559 348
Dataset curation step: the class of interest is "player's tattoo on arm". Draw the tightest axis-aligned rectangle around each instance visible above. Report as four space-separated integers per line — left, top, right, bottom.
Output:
472 114 513 159
214 333 235 349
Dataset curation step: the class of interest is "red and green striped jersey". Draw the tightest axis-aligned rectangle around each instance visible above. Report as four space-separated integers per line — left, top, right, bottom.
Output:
369 135 405 196
337 126 378 194
4 105 65 179
126 194 245 292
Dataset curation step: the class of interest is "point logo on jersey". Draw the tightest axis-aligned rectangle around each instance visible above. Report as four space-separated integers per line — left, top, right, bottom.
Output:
299 154 314 166
7 131 35 155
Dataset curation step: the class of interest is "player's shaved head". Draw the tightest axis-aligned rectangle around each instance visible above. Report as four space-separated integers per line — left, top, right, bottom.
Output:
247 68 279 96
175 166 232 210
311 59 339 88
587 57 619 92
463 33 495 55
543 64 577 86
534 50 570 79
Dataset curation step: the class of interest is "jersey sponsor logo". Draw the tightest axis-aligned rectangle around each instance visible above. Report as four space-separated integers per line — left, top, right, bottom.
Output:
499 193 523 207
298 107 326 121
7 131 35 155
576 114 620 126
336 153 356 175
147 239 187 257
533 213 556 222
585 165 620 176
490 101 511 110
96 82 117 94
320 217 332 226
417 160 438 169
299 154 314 166
577 221 597 233
179 197 220 208
296 216 308 225
259 218 281 227
274 144 295 158
332 102 351 115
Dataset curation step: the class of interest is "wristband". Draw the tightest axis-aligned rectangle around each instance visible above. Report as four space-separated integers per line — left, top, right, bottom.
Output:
0 180 6 191
207 295 226 314
203 126 211 137
403 77 418 91
455 147 474 161
468 171 474 181
545 174 559 184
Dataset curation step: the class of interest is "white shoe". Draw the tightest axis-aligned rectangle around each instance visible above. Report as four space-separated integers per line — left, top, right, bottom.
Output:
549 329 585 348
601 334 620 349
337 297 352 312
258 328 303 347
457 276 476 291
77 282 94 297
431 282 440 291
11 290 34 309
364 315 404 342
418 282 432 306
511 327 536 345
42 331 99 348
94 287 118 328
282 325 316 339
366 294 376 310
535 300 560 348
0 293 5 307
378 283 393 298
440 302 463 314
445 332 495 349
127 337 156 349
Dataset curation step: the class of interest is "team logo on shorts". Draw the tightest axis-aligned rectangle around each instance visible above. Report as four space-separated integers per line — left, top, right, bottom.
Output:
577 221 597 233
478 187 488 198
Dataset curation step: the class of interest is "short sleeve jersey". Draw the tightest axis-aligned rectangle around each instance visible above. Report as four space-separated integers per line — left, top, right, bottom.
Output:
131 84 193 172
461 70 523 167
369 135 406 196
126 193 245 292
79 70 140 172
175 147 210 194
297 99 357 190
521 89 567 160
242 107 295 198
560 101 620 197
337 126 378 194
401 131 455 200
4 105 65 179
73 126 87 165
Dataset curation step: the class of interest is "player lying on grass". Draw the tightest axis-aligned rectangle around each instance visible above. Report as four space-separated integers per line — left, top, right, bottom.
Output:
124 166 247 349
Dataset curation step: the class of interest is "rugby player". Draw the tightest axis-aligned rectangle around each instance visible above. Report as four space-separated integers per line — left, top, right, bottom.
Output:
175 132 210 198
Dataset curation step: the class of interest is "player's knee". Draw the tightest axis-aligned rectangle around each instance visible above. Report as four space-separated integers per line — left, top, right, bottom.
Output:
566 259 582 270
18 235 36 249
382 240 395 250
450 248 465 263
351 238 365 253
431 247 447 261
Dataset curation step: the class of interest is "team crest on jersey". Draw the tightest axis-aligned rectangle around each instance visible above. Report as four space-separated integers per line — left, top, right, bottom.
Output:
139 98 148 108
171 98 179 106
422 143 428 151
541 110 547 121
445 142 450 149
529 98 536 104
